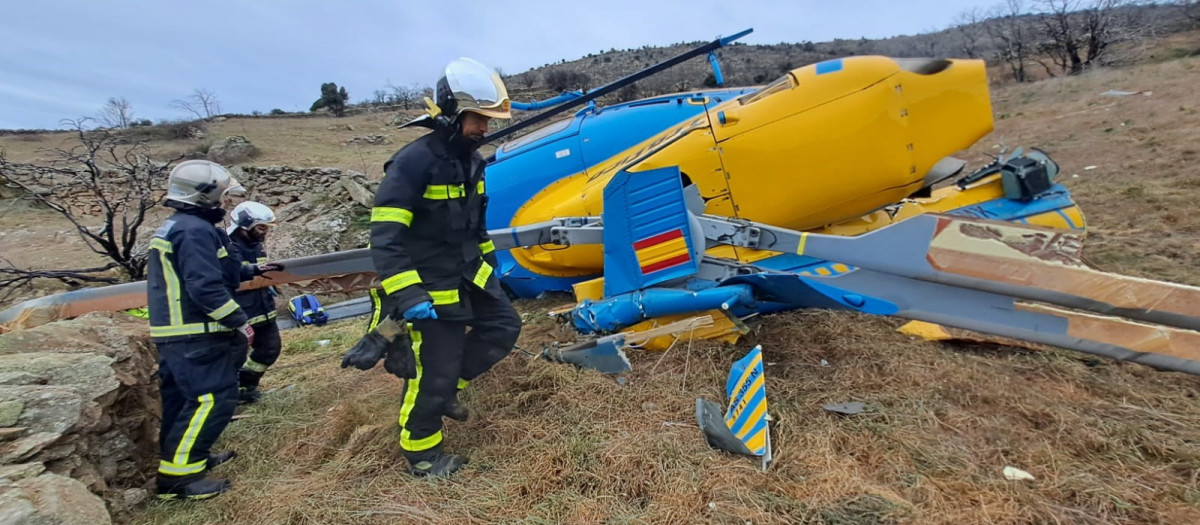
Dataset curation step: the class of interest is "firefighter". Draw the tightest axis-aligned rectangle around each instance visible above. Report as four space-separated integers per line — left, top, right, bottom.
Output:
148 160 254 500
366 57 522 477
226 201 285 404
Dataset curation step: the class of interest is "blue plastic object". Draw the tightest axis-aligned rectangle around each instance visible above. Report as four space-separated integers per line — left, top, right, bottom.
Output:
571 285 755 333
288 294 329 326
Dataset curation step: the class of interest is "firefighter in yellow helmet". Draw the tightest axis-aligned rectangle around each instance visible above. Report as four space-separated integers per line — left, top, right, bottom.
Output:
355 57 521 477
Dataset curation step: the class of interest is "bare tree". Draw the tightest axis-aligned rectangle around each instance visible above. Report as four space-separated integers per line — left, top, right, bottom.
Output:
371 89 388 105
385 83 430 110
99 97 134 129
170 88 222 120
987 0 1035 82
0 118 180 287
1 255 120 304
954 7 988 58
1035 0 1132 75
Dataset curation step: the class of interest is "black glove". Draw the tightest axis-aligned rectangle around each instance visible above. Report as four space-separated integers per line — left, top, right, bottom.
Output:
382 330 417 380
340 330 388 370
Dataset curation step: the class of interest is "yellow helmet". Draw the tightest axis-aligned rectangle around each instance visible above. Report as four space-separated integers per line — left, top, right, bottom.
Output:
433 57 511 120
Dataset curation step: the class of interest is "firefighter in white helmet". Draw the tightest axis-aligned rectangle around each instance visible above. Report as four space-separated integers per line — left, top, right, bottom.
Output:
147 160 251 500
226 201 285 404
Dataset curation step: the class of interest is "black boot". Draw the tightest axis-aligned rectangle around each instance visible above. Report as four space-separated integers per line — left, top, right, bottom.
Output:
238 386 261 405
444 391 469 422
404 447 468 478
238 369 264 405
207 450 237 471
156 475 232 501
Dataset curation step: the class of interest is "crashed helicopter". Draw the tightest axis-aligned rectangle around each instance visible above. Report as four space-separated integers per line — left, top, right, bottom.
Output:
2 28 1198 376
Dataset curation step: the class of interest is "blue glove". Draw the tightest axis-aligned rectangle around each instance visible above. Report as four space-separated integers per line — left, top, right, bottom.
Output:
403 301 438 320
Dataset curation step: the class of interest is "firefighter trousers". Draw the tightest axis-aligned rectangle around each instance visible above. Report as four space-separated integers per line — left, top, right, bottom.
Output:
398 282 521 455
156 334 241 481
238 320 282 389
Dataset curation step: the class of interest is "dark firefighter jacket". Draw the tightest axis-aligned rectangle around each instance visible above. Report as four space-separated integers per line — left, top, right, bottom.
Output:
369 128 498 321
147 209 247 342
229 229 277 325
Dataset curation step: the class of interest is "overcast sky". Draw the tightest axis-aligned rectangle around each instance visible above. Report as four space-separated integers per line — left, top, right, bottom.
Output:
0 0 1000 130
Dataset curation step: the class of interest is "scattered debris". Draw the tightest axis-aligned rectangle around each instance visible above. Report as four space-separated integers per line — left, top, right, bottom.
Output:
542 315 714 374
1084 165 1098 171
1101 90 1152 97
542 336 632 374
315 339 331 346
1003 466 1036 481
820 358 829 367
822 402 865 416
696 345 772 471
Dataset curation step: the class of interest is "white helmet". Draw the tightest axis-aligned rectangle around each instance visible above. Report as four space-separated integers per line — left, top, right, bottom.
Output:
227 201 276 234
166 160 243 207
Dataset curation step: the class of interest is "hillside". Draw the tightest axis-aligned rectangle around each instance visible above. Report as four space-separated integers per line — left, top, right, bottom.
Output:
1 28 1199 525
503 3 1194 98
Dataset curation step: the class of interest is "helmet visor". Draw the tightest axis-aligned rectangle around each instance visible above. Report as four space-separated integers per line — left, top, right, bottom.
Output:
445 58 511 119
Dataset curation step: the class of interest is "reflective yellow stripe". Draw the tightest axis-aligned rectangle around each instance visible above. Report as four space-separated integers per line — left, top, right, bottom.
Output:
150 238 174 253
247 311 277 325
371 207 413 226
244 357 269 373
125 307 150 320
171 393 214 471
157 245 184 328
381 270 422 294
257 257 269 264
402 430 443 451
217 247 229 258
157 459 207 476
150 323 233 338
209 299 239 320
368 288 383 332
423 184 465 199
472 262 493 289
479 239 495 255
477 180 485 194
457 378 469 390
398 328 442 451
429 289 459 305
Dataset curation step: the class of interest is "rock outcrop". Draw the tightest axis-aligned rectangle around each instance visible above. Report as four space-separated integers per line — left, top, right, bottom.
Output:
0 313 159 523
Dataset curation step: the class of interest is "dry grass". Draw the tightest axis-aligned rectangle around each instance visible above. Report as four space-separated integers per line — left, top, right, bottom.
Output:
129 303 1200 525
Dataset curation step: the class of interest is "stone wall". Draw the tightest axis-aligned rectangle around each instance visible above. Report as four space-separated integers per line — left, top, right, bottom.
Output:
0 313 160 524
233 165 378 208
1 163 378 216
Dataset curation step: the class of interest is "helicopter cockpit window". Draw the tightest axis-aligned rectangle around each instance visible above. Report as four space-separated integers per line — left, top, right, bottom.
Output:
499 118 574 153
737 74 795 106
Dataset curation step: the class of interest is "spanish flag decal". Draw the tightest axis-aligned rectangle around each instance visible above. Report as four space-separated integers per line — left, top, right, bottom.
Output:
633 229 690 275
